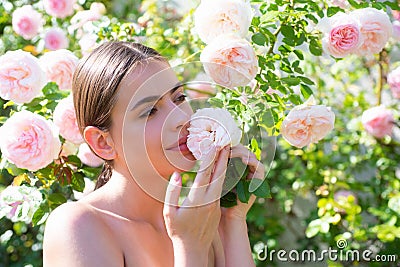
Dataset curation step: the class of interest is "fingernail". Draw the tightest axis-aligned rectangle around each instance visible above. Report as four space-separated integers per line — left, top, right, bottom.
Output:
171 171 181 185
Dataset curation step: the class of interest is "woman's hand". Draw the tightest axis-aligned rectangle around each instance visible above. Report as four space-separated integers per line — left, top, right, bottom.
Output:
163 145 230 267
221 144 265 221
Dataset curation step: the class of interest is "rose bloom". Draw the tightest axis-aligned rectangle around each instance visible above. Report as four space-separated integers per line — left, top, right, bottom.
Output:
194 0 253 44
60 140 79 157
329 0 349 8
40 49 79 90
43 0 76 18
351 7 392 56
0 110 61 171
317 12 362 58
44 28 69 51
361 106 394 138
69 2 106 32
281 97 335 148
0 50 45 104
387 66 400 99
200 34 258 88
77 143 104 167
12 5 43 40
0 185 43 224
393 20 400 41
187 108 242 159
78 33 99 56
53 95 83 144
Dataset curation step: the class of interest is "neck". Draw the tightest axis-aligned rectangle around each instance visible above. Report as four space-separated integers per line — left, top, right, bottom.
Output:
97 168 167 231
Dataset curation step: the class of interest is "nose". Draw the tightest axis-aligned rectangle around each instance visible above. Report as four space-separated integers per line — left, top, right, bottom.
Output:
166 102 191 131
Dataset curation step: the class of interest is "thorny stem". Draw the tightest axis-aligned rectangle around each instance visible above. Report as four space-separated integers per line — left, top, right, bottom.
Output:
376 49 389 106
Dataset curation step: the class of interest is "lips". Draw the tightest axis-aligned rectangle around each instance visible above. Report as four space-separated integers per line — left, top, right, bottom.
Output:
167 136 191 154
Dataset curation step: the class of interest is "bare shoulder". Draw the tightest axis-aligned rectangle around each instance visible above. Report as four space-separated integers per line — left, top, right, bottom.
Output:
43 201 124 267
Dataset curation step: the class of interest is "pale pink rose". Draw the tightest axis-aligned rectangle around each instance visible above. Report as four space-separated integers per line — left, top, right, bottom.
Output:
0 110 61 171
187 108 242 159
317 12 362 58
53 95 83 144
40 49 79 90
281 97 335 148
200 34 258 88
352 7 392 56
69 2 105 32
44 28 69 51
392 10 400 21
60 141 79 157
77 143 104 167
393 21 400 41
361 106 394 138
12 5 43 40
0 50 45 104
387 66 400 99
78 33 99 56
329 0 349 8
43 0 76 18
194 0 253 44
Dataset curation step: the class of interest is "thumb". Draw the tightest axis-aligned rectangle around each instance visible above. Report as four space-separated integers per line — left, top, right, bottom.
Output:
163 171 182 211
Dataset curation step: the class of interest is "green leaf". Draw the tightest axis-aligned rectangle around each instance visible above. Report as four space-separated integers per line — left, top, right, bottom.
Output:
280 25 295 39
293 49 304 60
327 6 343 17
32 202 50 226
309 39 322 56
220 191 238 207
237 179 250 203
252 32 267 46
48 193 67 205
281 76 300 86
71 172 86 192
300 84 314 98
306 219 321 238
251 178 271 198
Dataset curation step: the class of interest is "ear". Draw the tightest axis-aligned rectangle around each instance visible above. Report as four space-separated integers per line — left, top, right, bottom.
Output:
83 126 117 160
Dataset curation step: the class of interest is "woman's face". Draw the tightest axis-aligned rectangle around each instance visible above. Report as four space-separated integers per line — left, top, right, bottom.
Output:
109 60 196 190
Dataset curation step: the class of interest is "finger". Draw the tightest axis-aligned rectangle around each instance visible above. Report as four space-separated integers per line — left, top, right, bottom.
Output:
207 145 230 195
230 146 263 177
192 146 218 188
163 172 182 211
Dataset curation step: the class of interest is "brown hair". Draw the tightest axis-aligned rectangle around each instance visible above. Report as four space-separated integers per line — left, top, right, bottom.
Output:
72 41 166 189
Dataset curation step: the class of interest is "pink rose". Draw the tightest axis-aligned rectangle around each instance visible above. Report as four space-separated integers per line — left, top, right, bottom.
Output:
393 21 400 41
317 12 362 58
387 66 400 99
78 33 99 56
281 97 335 148
0 110 61 171
43 0 76 18
194 0 253 44
69 2 105 32
328 0 349 8
77 143 104 167
53 95 83 144
200 34 258 88
187 108 242 159
60 141 79 157
351 7 392 56
40 49 79 90
12 5 43 40
44 28 69 51
361 106 394 138
0 50 45 104
392 10 400 21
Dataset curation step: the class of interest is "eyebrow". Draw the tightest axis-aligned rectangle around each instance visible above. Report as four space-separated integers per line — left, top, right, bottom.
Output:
129 82 183 111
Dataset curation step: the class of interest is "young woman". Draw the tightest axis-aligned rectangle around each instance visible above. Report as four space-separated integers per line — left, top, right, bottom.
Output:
43 41 264 267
